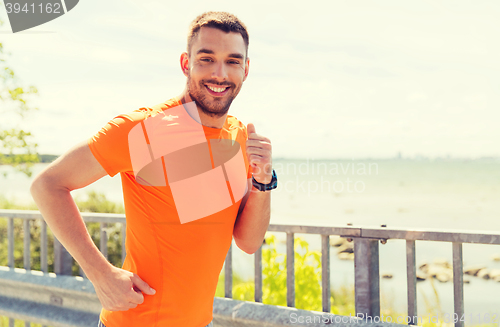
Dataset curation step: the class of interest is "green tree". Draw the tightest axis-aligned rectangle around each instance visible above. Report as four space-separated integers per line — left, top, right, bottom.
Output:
0 13 39 177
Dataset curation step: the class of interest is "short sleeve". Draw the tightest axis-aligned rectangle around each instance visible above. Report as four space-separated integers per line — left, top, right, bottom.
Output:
88 112 145 177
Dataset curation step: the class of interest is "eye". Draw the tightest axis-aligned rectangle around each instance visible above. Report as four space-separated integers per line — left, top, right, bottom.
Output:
200 58 213 62
228 60 240 65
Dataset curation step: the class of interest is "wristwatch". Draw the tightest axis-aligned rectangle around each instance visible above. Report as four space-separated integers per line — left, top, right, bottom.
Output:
252 169 278 192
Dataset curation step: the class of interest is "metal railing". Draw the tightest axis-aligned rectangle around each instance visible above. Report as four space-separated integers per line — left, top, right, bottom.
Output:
2 209 500 327
0 210 126 327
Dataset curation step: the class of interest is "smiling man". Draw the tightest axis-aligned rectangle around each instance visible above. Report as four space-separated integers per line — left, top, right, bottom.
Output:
30 12 277 327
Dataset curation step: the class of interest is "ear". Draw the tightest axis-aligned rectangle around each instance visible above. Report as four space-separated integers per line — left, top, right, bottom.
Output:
243 58 250 82
180 52 189 77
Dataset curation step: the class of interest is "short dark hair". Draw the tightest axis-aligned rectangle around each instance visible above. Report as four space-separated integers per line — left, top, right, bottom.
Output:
187 12 249 57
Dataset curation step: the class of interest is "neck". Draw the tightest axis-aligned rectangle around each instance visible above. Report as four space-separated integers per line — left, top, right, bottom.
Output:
178 90 227 129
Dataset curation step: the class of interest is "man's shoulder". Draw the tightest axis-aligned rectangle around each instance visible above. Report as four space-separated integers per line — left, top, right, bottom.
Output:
225 115 247 131
146 98 182 115
114 98 182 125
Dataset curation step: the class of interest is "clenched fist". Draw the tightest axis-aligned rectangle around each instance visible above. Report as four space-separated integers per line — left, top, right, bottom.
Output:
246 123 272 184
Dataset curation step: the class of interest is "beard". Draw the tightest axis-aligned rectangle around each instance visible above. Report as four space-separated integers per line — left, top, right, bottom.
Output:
186 75 241 118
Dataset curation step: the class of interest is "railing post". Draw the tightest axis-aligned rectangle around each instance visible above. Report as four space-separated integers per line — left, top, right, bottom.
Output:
54 237 73 275
453 242 465 327
286 232 295 307
23 220 31 271
254 244 263 303
406 240 417 324
224 241 233 298
100 223 108 259
8 218 14 268
354 238 380 319
321 234 331 312
41 220 48 273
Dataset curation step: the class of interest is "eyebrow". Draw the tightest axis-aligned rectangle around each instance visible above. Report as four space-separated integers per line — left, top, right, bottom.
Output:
228 53 244 60
196 48 244 60
196 48 214 55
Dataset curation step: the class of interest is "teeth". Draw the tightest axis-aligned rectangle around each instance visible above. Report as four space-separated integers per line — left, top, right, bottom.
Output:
207 86 227 93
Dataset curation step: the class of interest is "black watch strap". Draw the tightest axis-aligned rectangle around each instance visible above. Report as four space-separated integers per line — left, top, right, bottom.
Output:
252 169 278 191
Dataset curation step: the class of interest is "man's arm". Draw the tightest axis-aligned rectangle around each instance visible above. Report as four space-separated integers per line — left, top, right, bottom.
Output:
30 141 155 311
233 123 272 254
233 180 271 254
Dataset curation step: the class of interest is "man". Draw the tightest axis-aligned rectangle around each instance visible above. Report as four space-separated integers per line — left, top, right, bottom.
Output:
30 11 277 327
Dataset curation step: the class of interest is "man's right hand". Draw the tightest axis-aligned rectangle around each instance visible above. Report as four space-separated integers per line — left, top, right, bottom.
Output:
90 266 156 311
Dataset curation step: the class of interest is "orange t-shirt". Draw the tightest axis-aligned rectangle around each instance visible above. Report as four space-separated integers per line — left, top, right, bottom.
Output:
88 97 251 327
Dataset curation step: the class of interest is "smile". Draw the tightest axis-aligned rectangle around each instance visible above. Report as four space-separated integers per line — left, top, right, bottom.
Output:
205 85 230 96
208 85 227 92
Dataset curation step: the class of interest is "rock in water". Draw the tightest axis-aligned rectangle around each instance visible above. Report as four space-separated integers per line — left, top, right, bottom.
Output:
464 265 487 276
381 272 393 279
489 269 500 280
337 243 354 254
330 237 346 247
418 263 429 273
416 271 427 281
435 272 452 283
477 269 490 280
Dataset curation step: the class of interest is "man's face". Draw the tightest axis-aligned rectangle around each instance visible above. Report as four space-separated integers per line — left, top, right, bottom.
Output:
183 26 249 118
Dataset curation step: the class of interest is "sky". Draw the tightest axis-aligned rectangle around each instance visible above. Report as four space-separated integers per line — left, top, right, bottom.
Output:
1 0 499 159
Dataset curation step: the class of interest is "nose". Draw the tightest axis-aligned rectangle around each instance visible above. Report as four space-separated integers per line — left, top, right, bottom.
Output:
211 62 228 81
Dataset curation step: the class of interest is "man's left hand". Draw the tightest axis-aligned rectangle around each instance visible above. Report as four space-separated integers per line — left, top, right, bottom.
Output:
246 123 272 184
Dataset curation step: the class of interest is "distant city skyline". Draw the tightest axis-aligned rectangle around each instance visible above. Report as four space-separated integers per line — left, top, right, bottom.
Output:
1 0 499 159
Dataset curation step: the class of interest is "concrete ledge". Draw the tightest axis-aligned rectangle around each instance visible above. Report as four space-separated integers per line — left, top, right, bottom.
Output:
0 268 413 327
0 295 99 327
0 267 100 314
213 298 411 327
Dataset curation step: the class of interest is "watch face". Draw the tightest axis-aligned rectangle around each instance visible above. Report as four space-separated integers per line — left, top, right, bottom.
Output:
252 170 277 191
266 171 278 190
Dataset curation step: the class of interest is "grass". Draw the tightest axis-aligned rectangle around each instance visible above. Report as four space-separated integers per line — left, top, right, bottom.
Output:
0 317 47 327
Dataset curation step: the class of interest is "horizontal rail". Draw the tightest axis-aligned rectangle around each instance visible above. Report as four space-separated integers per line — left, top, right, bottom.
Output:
360 227 500 245
3 209 499 244
0 209 126 224
268 224 361 237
